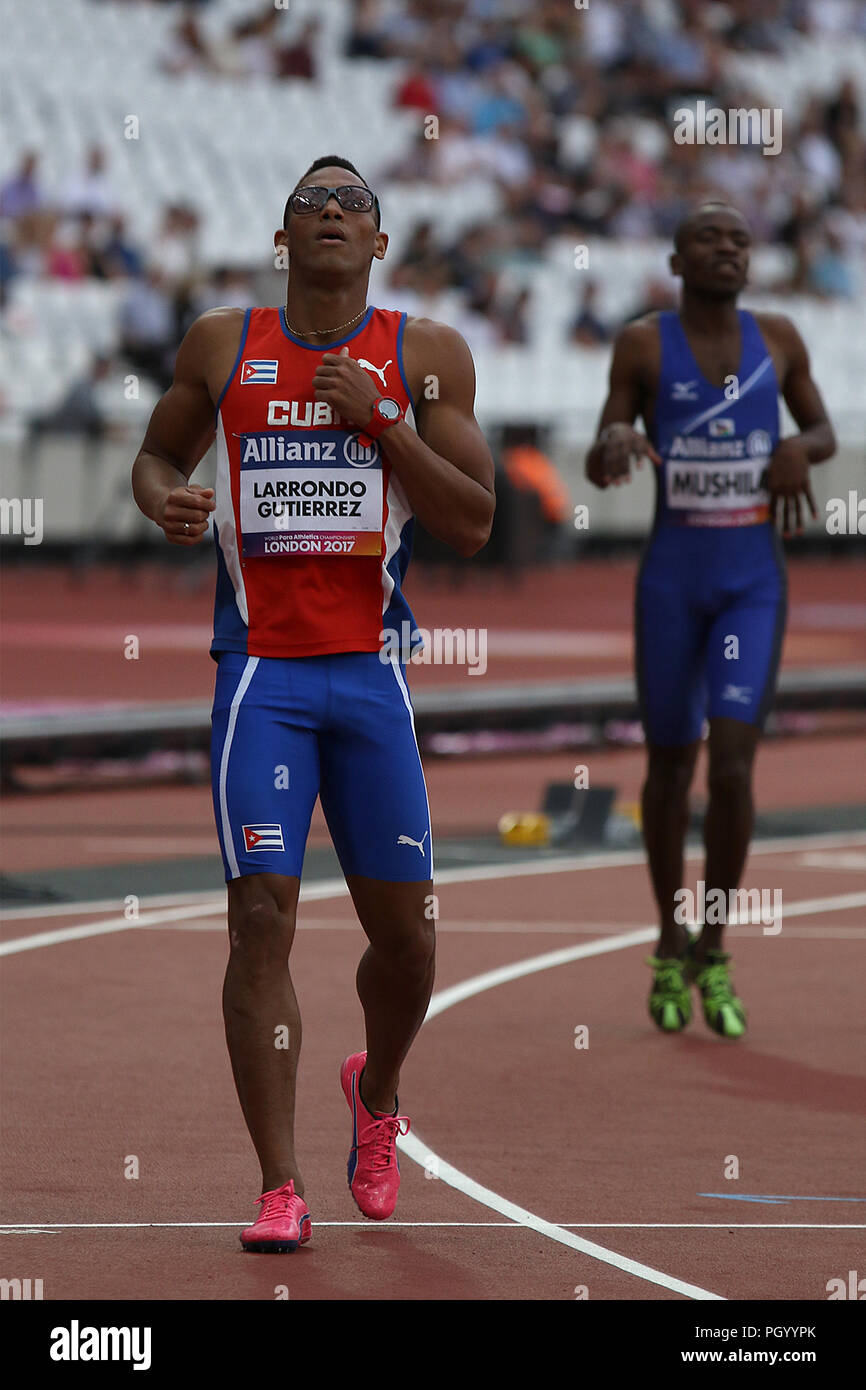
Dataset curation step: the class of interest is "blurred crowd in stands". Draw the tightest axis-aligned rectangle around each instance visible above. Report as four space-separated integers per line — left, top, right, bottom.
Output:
374 0 865 331
1 0 864 418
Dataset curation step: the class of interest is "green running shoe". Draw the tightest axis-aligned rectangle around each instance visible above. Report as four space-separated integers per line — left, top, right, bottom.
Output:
688 948 747 1039
646 954 692 1032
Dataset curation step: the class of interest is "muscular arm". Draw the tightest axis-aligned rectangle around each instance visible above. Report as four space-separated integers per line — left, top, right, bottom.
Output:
131 309 240 542
314 320 495 557
584 320 660 487
758 314 837 536
398 320 495 555
768 314 837 463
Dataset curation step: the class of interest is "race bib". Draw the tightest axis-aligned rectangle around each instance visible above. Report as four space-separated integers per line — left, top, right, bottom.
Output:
665 457 770 527
239 430 383 557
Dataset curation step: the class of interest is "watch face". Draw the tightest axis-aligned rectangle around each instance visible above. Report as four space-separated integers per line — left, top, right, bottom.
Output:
376 397 401 422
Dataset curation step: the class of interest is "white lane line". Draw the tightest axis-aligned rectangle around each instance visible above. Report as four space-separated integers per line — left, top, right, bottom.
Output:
125 921 866 940
3 828 866 953
0 889 227 923
4 885 860 957
0 1222 862 1232
770 891 866 917
3 827 865 926
3 889 863 956
798 851 866 872
0 902 226 957
3 835 863 1298
394 889 862 1298
399 927 725 1301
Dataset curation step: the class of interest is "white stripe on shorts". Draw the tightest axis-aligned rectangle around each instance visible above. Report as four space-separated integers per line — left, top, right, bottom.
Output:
388 653 434 878
218 655 259 878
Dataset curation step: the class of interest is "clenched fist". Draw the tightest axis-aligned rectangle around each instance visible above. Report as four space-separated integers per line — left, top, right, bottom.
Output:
157 484 216 545
312 346 379 428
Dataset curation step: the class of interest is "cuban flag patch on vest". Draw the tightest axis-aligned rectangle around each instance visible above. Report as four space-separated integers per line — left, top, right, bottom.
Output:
241 359 279 385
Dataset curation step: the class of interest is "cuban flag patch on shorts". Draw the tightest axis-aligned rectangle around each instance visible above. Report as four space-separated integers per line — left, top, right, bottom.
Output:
241 359 279 385
242 823 285 852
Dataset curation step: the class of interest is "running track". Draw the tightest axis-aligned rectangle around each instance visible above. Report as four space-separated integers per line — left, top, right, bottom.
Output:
1 558 864 1300
2 830 864 1301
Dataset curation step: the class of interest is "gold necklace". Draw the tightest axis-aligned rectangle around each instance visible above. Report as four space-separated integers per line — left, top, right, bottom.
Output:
285 306 366 338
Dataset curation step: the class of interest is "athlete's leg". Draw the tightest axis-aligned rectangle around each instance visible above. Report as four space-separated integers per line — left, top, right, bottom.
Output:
642 739 701 957
345 876 435 1115
636 544 708 957
318 652 435 1114
223 872 305 1194
210 653 321 1197
700 551 786 959
699 716 760 959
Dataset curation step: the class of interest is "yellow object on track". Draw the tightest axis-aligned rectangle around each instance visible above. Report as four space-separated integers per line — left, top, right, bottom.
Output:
497 812 551 846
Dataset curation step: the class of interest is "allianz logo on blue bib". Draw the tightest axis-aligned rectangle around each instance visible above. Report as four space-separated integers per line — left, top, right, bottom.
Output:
239 430 381 469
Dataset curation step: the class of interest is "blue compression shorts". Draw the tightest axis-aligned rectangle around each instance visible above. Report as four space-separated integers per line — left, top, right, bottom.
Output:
210 651 433 882
635 523 787 747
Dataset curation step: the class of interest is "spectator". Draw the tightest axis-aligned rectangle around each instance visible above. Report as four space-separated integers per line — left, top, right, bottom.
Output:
119 267 177 390
278 19 319 81
229 5 284 79
394 221 443 280
394 65 438 113
187 265 257 319
808 229 856 299
496 285 533 345
472 62 530 137
571 280 610 346
62 145 116 220
29 355 114 440
150 204 201 285
797 97 844 198
627 275 678 321
345 0 389 60
44 219 89 280
159 9 216 75
501 422 572 556
97 214 144 280
0 152 43 220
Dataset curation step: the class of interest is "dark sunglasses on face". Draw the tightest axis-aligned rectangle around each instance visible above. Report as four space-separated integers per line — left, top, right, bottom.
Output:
288 185 379 216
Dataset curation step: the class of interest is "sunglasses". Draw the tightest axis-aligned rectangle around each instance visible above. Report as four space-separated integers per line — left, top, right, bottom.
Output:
288 185 380 217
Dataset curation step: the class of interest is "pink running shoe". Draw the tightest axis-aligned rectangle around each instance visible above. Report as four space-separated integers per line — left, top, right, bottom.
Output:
240 1179 312 1253
340 1051 410 1220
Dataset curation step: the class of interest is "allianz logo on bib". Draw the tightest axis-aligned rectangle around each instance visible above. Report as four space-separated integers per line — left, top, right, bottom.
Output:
240 431 380 468
668 430 772 460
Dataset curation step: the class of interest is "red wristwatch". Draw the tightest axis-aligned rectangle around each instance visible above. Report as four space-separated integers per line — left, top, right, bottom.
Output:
359 396 404 442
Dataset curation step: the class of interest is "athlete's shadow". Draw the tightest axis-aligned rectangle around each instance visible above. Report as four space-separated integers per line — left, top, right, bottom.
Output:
671 1036 866 1117
233 1227 488 1301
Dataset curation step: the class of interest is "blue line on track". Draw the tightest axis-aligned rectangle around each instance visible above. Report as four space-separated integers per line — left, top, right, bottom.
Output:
699 1194 866 1205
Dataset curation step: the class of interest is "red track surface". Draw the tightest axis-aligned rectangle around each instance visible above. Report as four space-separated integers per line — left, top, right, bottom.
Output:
2 840 865 1300
1 557 864 702
1 559 864 1300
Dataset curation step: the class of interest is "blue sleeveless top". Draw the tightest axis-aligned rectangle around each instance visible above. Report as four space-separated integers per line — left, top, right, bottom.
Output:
648 310 780 530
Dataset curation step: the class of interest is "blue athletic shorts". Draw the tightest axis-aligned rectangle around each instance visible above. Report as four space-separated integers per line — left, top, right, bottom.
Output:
210 651 433 882
635 523 787 747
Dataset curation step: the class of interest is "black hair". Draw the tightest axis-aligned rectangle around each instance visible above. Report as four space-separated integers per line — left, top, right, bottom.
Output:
673 202 748 252
283 155 380 229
